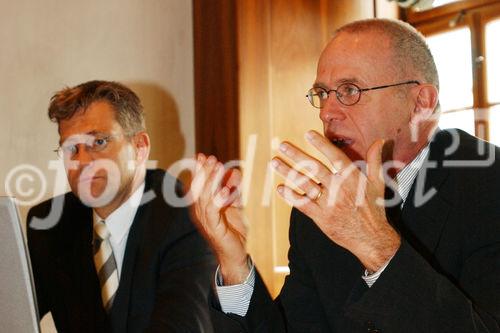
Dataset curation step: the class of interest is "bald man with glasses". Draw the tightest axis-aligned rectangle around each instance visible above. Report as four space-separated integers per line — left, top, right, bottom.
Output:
192 19 500 332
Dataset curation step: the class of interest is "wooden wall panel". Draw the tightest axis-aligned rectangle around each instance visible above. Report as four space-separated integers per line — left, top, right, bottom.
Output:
236 0 276 290
193 0 240 162
268 0 335 294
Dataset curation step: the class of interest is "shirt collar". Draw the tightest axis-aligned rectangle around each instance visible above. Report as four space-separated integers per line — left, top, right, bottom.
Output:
93 182 145 244
396 144 430 203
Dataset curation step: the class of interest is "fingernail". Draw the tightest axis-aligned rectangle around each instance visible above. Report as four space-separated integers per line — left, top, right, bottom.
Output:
271 159 279 168
277 186 284 194
280 143 294 157
220 186 229 197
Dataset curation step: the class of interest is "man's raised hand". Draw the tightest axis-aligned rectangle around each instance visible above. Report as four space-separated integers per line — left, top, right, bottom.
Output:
190 154 250 285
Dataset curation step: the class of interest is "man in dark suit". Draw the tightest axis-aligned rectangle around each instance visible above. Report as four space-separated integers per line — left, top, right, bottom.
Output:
191 19 500 332
28 80 216 332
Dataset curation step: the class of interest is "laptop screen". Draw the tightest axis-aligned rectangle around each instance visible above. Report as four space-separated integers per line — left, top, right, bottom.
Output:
0 197 40 333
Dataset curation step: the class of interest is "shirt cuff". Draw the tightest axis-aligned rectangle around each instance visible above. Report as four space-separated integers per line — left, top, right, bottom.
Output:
215 257 255 316
361 254 394 288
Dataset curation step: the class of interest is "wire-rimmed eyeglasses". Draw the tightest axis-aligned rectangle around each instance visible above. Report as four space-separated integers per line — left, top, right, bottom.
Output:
306 80 420 108
53 133 122 159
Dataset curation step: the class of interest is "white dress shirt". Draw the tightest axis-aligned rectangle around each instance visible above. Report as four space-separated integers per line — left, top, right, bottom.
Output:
216 145 431 316
93 182 145 279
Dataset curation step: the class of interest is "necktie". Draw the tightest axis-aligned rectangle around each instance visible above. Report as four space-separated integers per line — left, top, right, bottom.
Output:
93 220 119 312
384 185 403 230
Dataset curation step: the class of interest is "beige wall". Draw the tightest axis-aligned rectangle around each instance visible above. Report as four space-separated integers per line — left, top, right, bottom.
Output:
0 0 194 331
0 0 194 216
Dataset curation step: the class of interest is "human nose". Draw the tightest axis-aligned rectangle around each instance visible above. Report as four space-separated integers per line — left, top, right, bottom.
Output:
72 144 94 166
319 92 346 123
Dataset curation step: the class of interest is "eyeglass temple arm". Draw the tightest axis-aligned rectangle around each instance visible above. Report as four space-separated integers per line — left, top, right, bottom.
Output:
360 80 420 92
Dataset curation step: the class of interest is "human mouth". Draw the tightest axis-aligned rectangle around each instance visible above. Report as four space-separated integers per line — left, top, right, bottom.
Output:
79 175 104 183
330 136 354 148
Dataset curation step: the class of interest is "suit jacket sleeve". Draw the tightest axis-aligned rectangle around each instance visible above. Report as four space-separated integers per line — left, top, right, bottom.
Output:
344 169 500 332
144 190 217 333
344 237 500 332
208 208 332 332
26 203 52 320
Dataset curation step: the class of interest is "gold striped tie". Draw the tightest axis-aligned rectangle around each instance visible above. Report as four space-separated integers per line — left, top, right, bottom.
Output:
93 220 119 312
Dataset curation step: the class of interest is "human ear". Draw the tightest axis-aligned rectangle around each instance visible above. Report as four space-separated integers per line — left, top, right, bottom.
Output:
410 84 439 125
132 131 151 163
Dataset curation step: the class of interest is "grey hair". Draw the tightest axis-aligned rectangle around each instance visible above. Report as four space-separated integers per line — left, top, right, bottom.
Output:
334 18 439 90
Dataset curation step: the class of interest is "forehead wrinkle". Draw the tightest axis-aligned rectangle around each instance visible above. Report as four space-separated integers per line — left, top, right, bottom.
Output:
59 130 108 145
314 76 365 90
318 32 396 88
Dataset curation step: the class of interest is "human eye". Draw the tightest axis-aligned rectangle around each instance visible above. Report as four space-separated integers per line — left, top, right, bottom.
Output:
339 83 360 96
310 87 328 99
90 136 109 151
318 89 329 99
62 144 78 157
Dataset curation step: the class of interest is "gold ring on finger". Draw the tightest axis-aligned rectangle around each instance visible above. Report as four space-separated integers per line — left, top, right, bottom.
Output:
313 188 323 202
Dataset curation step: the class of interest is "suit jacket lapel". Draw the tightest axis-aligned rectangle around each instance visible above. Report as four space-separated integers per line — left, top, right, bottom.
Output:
401 130 452 259
58 198 107 331
108 174 154 333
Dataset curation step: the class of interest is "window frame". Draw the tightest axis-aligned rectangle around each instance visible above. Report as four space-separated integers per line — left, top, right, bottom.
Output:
406 0 500 141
